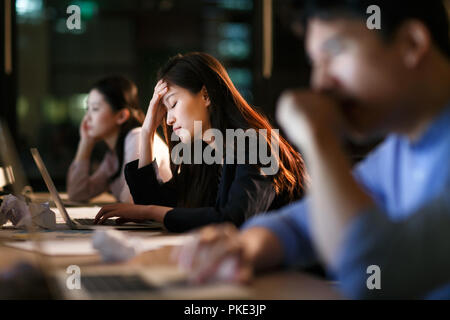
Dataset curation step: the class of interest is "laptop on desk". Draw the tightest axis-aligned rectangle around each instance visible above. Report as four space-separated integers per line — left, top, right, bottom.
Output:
30 148 162 230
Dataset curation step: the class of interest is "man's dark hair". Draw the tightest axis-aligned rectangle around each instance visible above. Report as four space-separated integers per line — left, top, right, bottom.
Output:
296 0 450 58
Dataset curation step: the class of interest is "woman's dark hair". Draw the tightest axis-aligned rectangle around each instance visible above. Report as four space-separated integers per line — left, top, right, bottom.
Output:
157 52 308 208
294 0 450 58
90 75 145 181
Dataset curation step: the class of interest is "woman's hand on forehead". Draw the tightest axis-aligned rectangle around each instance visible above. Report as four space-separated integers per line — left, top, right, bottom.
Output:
141 80 169 132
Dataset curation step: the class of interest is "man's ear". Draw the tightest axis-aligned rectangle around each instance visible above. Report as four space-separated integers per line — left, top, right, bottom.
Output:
398 20 431 69
201 86 211 108
116 109 130 125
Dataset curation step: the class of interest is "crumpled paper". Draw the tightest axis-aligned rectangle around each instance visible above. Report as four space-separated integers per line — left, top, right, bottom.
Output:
92 229 144 262
0 194 56 230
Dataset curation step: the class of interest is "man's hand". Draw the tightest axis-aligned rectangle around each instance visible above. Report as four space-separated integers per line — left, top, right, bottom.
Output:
276 90 346 149
277 90 374 266
172 224 254 284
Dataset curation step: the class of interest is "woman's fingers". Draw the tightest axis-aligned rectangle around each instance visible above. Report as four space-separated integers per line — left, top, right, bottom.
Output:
152 87 168 106
152 81 168 100
94 204 118 224
94 204 148 225
79 116 89 137
154 79 164 91
96 210 121 225
143 81 169 132
146 82 167 110
80 115 87 127
94 207 106 223
154 80 168 92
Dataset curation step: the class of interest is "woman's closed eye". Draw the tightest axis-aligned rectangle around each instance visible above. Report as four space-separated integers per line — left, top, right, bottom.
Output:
168 101 177 110
86 105 99 112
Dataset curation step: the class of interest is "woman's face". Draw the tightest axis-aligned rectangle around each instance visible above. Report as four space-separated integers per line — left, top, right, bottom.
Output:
84 89 121 140
163 83 211 144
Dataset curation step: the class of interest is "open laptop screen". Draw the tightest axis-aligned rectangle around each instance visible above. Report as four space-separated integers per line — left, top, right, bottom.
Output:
0 120 28 197
30 148 76 228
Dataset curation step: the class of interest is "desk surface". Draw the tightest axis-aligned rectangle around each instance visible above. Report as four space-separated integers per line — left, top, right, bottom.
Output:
0 240 341 300
1 193 342 300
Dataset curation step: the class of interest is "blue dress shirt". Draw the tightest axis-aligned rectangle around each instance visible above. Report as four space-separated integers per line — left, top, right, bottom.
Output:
243 105 450 298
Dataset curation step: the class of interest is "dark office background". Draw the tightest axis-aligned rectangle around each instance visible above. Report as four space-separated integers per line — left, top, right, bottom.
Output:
5 0 445 192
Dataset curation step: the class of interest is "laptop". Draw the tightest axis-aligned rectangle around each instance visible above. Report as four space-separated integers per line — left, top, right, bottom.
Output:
30 147 163 230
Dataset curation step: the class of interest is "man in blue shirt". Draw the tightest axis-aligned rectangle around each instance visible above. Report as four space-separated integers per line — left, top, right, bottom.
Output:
173 0 450 299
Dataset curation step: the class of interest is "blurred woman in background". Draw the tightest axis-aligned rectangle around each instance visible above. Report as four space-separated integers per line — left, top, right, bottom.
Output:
67 75 171 203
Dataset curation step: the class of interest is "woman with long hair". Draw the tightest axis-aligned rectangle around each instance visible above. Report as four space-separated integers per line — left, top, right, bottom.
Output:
95 53 308 231
67 75 171 203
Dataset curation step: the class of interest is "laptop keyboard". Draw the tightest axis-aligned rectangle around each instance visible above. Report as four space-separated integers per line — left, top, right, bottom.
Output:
74 218 162 228
81 275 157 293
74 218 117 226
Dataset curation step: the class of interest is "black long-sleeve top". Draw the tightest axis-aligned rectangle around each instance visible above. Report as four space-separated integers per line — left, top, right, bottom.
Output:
124 158 294 233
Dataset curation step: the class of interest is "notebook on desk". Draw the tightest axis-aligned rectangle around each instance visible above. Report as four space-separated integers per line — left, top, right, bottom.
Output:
30 147 162 230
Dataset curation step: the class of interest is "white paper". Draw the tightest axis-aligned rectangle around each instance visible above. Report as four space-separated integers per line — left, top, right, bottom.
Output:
4 239 97 255
92 229 138 262
4 235 193 256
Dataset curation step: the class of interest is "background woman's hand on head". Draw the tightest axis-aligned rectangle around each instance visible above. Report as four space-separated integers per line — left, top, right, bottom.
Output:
79 114 99 146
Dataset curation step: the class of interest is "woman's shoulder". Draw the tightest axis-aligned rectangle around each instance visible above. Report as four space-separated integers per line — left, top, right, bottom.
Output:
124 127 142 142
122 127 142 156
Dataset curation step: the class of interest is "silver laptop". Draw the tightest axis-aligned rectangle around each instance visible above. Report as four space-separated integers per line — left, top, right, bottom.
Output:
30 147 162 230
